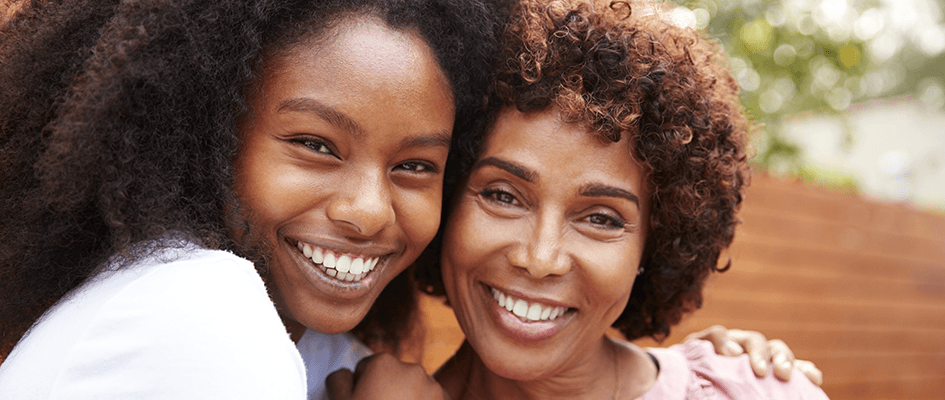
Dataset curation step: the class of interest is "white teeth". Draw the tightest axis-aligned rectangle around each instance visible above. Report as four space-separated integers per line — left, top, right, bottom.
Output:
526 303 542 320
296 241 380 283
350 258 364 274
490 288 569 322
512 299 528 318
336 255 351 273
302 243 313 258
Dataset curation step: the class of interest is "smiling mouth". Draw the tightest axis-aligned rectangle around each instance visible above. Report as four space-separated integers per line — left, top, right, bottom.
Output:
490 287 571 323
294 241 379 282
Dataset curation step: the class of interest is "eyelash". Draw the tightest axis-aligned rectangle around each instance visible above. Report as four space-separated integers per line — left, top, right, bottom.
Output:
294 137 337 157
586 212 627 229
480 187 518 205
397 161 438 174
292 137 440 174
480 187 628 229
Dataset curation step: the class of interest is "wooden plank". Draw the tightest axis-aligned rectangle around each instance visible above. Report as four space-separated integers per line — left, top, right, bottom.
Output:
737 210 945 262
727 238 945 284
820 375 945 400
707 265 945 305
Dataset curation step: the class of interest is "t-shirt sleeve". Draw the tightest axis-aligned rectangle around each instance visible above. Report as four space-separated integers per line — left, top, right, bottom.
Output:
296 330 373 400
677 340 829 400
48 251 307 400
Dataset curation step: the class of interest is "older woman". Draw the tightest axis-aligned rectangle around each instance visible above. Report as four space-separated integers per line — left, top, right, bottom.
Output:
424 0 829 398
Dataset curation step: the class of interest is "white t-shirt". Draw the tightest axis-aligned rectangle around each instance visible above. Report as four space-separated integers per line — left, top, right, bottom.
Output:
296 329 372 400
0 240 306 400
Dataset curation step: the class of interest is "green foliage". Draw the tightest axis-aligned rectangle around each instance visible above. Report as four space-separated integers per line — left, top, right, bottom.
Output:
668 0 945 182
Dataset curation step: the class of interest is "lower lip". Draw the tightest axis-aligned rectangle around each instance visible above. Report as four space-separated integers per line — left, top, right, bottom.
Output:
488 289 568 342
286 240 379 300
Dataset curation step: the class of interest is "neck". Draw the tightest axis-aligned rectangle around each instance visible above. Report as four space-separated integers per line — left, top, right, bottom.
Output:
438 337 656 400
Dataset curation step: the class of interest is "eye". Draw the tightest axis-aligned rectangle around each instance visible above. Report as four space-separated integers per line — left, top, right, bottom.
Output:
480 187 519 206
396 161 438 174
584 212 626 229
292 137 338 158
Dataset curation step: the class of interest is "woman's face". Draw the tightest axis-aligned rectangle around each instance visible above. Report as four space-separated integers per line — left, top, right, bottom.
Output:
441 107 649 379
234 16 455 334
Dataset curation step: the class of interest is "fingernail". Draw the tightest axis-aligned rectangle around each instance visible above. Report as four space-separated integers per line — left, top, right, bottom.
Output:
772 354 786 366
753 357 769 375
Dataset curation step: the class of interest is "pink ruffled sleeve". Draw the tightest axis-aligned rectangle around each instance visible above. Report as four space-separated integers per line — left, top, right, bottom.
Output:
636 340 829 400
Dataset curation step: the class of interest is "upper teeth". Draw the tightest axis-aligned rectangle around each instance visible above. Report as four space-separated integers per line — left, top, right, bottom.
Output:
491 288 568 322
297 241 379 282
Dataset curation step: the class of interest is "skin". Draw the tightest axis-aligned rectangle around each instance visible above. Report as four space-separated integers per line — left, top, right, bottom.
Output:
439 107 659 399
233 16 454 339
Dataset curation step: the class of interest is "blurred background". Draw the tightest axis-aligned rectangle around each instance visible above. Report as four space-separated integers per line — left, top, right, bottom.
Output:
420 1 945 399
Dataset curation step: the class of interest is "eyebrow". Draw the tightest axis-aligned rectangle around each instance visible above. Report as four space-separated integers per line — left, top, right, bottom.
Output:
277 98 365 139
580 183 640 206
473 156 537 183
400 132 452 150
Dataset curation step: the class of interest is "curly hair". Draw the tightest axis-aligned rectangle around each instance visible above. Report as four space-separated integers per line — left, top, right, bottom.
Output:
419 0 750 342
0 0 500 362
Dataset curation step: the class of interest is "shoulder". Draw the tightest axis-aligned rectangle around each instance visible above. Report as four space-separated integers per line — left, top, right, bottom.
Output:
641 341 829 400
0 244 306 400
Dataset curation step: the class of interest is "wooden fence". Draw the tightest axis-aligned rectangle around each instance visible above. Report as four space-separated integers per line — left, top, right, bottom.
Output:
418 173 945 400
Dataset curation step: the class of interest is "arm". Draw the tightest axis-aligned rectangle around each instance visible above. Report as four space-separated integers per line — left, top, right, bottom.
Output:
326 353 447 400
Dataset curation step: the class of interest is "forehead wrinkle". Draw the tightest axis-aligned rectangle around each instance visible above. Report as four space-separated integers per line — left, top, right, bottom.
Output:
579 183 640 206
472 156 538 183
277 98 365 139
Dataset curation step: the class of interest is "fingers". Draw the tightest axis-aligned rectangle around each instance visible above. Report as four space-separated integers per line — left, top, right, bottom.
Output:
794 359 824 386
686 326 821 385
326 368 355 400
684 325 743 357
725 329 771 377
767 339 796 381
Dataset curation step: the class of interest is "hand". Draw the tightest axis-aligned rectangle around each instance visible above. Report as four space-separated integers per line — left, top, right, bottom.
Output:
326 352 449 400
684 325 823 386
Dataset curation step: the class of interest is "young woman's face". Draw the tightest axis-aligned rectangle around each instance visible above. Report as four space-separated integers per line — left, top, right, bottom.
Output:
234 16 455 335
441 107 649 379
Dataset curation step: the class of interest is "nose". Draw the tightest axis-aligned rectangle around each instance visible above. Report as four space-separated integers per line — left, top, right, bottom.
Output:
326 171 396 237
507 213 570 278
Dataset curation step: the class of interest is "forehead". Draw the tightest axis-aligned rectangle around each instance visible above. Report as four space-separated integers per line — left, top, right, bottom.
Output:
481 107 643 185
255 15 455 133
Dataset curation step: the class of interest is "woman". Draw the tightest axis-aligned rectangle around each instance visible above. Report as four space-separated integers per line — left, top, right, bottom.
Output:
425 0 829 398
0 0 495 398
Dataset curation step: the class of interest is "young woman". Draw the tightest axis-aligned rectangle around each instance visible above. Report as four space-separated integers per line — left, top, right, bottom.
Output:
0 0 496 398
423 0 829 398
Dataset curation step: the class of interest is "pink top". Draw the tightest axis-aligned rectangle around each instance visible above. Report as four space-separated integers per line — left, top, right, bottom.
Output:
635 340 829 400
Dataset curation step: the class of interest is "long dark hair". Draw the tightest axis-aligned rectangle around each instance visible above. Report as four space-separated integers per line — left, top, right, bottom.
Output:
0 0 500 362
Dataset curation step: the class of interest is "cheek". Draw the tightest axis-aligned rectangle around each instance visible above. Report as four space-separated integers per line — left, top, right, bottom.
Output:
398 186 443 249
577 243 642 318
